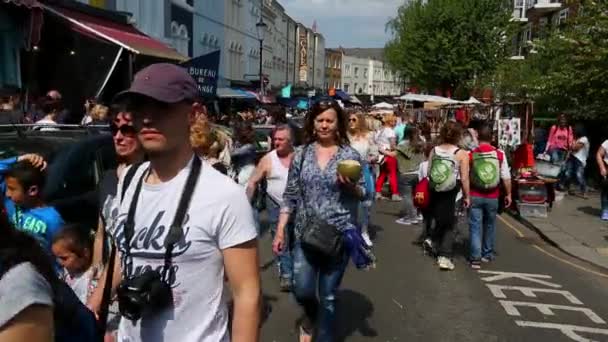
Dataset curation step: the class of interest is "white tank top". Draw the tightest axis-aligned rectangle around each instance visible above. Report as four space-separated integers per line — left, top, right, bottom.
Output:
267 150 290 206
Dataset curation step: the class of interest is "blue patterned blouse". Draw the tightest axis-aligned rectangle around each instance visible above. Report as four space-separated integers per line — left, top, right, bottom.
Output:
282 143 366 240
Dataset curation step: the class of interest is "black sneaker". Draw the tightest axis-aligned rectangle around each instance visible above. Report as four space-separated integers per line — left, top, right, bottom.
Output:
470 260 481 269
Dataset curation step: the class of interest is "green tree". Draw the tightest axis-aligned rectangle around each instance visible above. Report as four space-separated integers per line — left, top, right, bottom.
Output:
530 0 608 120
385 0 514 96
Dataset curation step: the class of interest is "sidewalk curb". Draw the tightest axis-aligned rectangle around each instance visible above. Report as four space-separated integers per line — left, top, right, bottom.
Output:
505 210 608 273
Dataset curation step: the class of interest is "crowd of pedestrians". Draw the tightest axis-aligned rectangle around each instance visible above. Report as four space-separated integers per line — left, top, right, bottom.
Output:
5 62 608 342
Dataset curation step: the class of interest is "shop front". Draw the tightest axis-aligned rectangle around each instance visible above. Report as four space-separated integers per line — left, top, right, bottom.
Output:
0 0 42 90
20 0 186 122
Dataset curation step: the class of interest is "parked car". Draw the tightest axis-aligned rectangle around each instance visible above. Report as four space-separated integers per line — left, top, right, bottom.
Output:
0 126 116 228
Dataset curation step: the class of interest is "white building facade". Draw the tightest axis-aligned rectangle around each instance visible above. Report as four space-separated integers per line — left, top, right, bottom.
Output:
77 0 326 91
341 48 401 98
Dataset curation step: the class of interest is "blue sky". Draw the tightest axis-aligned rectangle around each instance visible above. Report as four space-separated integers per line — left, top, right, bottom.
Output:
281 0 405 48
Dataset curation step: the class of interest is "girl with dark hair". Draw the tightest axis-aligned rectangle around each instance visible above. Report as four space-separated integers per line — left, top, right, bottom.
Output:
0 201 99 341
426 121 470 271
272 99 372 342
34 96 62 131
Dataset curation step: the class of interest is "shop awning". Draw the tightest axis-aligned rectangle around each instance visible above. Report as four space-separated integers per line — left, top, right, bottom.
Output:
43 5 187 61
3 0 40 8
216 88 257 99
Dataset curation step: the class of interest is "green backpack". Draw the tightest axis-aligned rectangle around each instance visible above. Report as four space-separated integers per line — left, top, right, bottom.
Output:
471 150 501 190
429 148 459 192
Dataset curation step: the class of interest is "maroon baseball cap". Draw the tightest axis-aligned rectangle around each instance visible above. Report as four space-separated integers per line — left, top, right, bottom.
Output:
114 63 199 104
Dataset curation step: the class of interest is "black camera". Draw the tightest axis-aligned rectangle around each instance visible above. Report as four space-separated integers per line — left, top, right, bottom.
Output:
116 270 173 321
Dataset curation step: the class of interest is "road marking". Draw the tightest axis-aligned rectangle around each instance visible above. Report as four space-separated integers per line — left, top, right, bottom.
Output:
479 270 562 288
498 215 608 279
515 321 608 342
498 214 525 237
486 284 583 305
499 300 606 324
478 270 608 341
532 245 608 279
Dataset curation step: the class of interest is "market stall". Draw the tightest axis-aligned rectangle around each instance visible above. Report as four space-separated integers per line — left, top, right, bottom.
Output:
496 101 558 216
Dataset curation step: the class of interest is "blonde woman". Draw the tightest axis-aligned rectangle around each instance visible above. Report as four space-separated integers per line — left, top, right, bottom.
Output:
190 116 228 174
374 114 401 201
89 104 109 125
348 112 377 246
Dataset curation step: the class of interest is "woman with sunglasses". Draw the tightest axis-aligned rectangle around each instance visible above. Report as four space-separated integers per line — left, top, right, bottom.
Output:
348 112 378 246
88 105 145 341
273 100 371 342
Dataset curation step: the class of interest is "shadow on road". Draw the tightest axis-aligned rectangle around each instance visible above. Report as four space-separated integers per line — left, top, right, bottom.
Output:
368 224 384 241
578 205 601 216
334 289 377 341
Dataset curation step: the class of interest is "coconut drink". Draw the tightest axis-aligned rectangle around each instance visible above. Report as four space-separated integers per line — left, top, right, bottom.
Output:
337 159 362 182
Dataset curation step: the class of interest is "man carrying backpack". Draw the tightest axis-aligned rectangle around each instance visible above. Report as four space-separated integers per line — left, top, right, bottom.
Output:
468 124 512 269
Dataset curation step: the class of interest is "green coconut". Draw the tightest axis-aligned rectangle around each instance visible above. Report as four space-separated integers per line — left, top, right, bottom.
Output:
337 159 362 182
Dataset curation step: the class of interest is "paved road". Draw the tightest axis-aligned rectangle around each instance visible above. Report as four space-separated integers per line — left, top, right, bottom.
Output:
258 201 608 342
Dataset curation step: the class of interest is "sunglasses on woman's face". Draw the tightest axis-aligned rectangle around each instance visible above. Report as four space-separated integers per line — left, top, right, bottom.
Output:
349 118 357 122
110 123 137 137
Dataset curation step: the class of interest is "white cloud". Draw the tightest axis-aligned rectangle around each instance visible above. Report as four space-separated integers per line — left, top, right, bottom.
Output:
281 0 404 47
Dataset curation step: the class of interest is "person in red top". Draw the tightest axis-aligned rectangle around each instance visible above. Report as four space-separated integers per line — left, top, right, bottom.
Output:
468 124 512 269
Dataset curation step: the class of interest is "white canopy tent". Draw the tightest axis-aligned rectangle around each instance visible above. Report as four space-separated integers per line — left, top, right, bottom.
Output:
372 102 394 109
396 93 483 105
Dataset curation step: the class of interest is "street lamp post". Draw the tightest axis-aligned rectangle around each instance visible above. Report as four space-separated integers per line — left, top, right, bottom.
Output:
256 19 267 96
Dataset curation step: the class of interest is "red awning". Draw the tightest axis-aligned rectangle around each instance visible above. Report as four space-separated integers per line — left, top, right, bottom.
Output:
43 5 187 62
2 0 41 8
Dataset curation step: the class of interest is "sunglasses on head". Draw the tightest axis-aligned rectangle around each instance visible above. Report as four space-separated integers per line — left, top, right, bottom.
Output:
110 123 137 137
315 98 338 107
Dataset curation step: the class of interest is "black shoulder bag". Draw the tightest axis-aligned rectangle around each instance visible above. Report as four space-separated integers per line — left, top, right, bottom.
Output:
116 157 201 322
298 145 344 259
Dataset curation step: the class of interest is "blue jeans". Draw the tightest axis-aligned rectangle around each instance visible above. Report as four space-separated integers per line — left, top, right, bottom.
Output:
602 187 608 213
468 196 499 261
292 243 348 342
549 148 567 163
267 198 293 281
399 174 418 219
562 156 586 193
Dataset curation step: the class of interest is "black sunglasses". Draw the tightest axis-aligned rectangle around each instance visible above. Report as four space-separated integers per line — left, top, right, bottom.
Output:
110 123 137 137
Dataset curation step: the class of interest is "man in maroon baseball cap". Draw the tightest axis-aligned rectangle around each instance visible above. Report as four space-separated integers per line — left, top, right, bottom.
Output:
114 63 199 104
103 63 261 342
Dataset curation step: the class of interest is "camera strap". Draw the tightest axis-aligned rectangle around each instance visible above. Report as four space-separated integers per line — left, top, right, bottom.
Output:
123 156 202 282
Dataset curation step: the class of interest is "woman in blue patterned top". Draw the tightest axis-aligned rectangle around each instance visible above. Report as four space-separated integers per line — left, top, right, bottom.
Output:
272 99 366 342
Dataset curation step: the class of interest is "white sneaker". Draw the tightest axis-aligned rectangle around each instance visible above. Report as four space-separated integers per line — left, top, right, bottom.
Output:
437 256 455 271
417 214 424 221
361 231 373 247
395 217 415 225
423 238 433 250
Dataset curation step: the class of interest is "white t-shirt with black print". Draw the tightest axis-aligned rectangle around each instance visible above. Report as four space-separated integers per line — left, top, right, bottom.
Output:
106 157 258 342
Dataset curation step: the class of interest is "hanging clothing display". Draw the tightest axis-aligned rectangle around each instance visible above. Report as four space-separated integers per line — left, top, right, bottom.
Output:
498 118 521 147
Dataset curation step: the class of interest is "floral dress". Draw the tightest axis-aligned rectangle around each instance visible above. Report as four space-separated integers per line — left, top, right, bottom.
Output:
282 143 366 240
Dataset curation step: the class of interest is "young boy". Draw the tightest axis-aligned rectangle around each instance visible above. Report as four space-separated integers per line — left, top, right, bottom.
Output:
0 153 64 253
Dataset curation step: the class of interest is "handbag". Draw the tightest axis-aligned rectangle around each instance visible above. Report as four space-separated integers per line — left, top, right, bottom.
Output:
298 145 344 259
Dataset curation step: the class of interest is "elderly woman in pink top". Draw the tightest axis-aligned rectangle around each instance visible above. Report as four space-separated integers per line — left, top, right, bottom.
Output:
544 113 573 163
